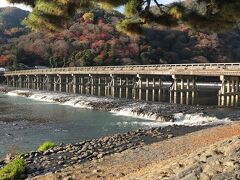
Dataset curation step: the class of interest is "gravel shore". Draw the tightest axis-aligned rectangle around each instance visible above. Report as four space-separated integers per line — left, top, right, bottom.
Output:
33 122 240 180
133 136 240 180
0 125 208 179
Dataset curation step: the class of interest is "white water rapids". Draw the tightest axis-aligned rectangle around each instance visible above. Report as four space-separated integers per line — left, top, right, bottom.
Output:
7 90 231 127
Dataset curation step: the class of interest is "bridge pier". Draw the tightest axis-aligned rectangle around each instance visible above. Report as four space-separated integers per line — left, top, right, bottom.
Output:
72 75 77 94
145 77 149 101
13 76 16 87
104 77 108 96
18 76 22 88
219 75 240 106
97 77 100 96
110 75 115 97
36 76 39 90
79 76 83 94
53 76 57 92
152 77 156 101
37 76 41 90
170 75 197 105
158 78 162 101
65 76 68 93
125 77 129 99
119 77 122 98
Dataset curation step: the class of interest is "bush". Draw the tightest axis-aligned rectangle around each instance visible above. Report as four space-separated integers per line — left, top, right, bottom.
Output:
0 157 26 180
38 141 56 152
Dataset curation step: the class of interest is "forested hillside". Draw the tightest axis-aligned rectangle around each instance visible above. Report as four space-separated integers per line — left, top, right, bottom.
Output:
0 7 29 38
0 7 239 69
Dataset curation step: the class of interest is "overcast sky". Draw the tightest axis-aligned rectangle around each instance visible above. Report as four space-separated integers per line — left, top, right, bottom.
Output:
0 0 180 11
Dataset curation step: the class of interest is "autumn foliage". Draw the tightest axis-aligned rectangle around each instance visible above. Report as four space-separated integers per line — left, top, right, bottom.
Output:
0 55 9 65
0 8 240 70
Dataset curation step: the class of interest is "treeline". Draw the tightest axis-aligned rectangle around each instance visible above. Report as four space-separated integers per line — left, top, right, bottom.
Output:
0 8 240 69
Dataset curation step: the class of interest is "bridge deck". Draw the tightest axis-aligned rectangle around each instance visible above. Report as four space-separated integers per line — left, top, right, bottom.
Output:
3 63 240 77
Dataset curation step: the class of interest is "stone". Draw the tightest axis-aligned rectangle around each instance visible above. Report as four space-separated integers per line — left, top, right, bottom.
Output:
63 176 73 180
181 172 198 180
167 134 174 138
116 172 125 178
199 173 210 180
177 163 201 178
223 160 235 168
211 173 231 180
58 156 63 159
97 153 104 159
92 152 98 157
43 151 51 156
203 163 222 175
93 169 101 173
234 172 240 180
18 174 28 179
71 157 79 161
58 161 64 165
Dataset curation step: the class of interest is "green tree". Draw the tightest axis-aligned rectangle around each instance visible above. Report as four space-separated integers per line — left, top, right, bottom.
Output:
74 49 95 66
7 0 240 34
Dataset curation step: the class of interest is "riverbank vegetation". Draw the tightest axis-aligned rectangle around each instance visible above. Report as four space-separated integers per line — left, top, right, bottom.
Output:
38 141 56 152
0 157 26 180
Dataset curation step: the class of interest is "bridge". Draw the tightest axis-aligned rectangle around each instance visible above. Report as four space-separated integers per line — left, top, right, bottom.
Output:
3 63 240 106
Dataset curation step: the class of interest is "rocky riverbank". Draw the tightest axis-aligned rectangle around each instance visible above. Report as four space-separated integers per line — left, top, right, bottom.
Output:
33 122 240 180
0 125 208 179
146 136 240 180
124 134 240 180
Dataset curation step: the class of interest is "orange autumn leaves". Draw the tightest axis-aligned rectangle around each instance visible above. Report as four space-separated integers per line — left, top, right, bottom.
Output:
0 55 9 66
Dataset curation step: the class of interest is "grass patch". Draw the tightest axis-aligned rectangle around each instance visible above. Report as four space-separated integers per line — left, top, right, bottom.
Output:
38 141 56 152
0 157 25 180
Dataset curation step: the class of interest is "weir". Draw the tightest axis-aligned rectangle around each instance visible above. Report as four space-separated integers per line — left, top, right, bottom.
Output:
2 63 240 107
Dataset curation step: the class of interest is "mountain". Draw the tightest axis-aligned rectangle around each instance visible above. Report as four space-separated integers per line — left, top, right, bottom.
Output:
0 7 29 38
0 7 239 69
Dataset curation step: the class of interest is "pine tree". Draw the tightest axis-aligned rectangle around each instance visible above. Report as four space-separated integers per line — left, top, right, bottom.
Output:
7 0 240 33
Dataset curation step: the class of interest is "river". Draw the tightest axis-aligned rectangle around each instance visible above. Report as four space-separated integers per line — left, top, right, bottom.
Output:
0 94 158 157
0 86 239 158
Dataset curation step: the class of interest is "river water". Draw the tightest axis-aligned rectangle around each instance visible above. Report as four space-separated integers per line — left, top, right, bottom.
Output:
0 87 239 158
0 94 157 157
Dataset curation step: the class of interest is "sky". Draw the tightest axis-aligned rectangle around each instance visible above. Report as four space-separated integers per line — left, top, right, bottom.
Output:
0 0 180 11
0 0 31 11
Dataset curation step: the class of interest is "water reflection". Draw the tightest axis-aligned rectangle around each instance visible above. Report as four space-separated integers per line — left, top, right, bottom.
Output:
170 90 196 105
218 94 239 107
